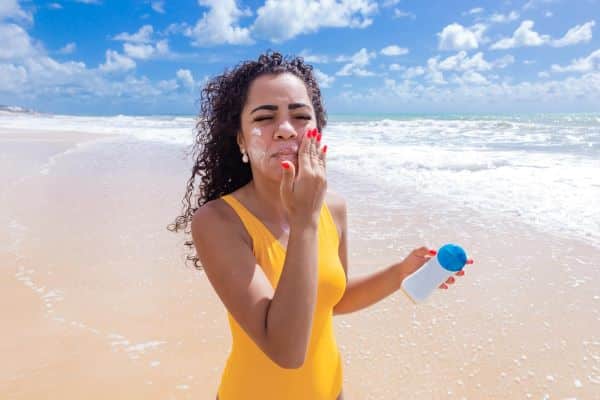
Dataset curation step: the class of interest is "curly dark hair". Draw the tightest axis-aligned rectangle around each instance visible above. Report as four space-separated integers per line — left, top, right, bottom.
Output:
167 50 328 270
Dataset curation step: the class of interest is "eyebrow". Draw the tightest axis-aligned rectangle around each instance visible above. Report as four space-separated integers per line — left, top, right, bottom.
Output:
250 103 310 114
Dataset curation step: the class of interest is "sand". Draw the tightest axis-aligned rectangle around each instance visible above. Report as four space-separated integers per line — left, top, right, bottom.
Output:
1 128 598 399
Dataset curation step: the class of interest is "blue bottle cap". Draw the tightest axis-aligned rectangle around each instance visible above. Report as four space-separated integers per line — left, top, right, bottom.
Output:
437 244 467 272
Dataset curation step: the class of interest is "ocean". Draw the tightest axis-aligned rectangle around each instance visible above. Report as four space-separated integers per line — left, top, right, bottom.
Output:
1 112 598 248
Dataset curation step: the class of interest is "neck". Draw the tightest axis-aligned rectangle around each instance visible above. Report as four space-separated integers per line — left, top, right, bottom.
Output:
248 175 288 223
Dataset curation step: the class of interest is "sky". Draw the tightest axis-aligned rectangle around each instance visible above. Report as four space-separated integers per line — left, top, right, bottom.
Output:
0 0 599 115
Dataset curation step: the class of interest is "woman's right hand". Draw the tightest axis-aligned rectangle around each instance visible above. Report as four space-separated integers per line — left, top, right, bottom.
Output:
279 128 328 225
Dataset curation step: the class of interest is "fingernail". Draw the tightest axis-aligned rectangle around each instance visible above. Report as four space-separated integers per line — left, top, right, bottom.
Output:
322 145 328 153
281 161 290 169
466 259 474 264
428 249 437 255
317 133 322 142
456 270 465 276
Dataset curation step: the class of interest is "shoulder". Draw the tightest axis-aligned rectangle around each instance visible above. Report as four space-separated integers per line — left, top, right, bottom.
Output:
325 189 347 219
325 189 347 239
191 196 250 248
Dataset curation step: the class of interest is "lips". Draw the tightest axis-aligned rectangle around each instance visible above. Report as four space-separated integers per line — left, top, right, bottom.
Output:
272 148 298 157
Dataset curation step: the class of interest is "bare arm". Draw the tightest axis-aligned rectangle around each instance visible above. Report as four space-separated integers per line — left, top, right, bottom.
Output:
329 193 450 315
192 205 319 368
328 193 406 314
333 262 406 315
193 128 327 369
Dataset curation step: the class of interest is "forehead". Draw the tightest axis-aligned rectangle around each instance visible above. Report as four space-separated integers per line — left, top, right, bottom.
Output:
245 73 311 109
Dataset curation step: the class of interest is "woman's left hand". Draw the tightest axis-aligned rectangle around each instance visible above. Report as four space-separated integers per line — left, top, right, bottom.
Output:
438 258 474 289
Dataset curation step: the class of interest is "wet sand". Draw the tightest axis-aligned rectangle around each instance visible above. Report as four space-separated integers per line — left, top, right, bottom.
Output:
1 128 598 399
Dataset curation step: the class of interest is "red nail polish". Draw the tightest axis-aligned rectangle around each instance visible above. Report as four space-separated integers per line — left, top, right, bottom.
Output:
281 161 290 169
428 249 437 255
466 259 474 264
322 145 327 153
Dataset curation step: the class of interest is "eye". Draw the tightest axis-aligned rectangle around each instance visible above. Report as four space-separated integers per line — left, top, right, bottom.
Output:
296 115 312 120
254 116 273 122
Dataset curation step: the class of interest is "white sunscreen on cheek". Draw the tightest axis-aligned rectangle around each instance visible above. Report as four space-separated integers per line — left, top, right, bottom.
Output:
251 127 262 137
247 136 267 163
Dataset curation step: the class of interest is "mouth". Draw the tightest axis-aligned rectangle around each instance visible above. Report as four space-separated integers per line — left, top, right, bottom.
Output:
273 152 298 162
272 149 298 158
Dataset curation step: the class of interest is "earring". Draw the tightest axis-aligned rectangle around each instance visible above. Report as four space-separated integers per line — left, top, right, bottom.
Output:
241 148 249 163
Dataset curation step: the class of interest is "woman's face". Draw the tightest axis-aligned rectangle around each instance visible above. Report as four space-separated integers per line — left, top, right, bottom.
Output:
238 72 316 181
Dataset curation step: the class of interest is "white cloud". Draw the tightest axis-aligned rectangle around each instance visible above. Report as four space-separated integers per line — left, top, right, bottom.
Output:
114 25 154 43
393 9 415 19
123 43 154 59
151 1 165 13
74 0 101 4
251 0 378 43
0 10 192 107
380 45 409 56
123 39 169 59
552 20 595 47
336 48 376 76
176 69 195 88
314 68 335 88
455 70 489 85
299 50 331 63
489 11 519 24
0 23 37 60
522 0 557 10
465 7 484 15
438 23 486 51
402 66 424 79
0 0 32 22
492 20 595 50
551 49 600 73
425 57 447 84
99 50 136 72
58 42 76 55
545 11 553 17
381 0 400 7
337 71 600 112
490 20 549 50
0 63 28 91
48 3 62 10
186 0 253 46
438 51 492 71
389 63 404 71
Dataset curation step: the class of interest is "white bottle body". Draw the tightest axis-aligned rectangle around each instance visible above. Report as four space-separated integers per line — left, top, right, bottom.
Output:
401 256 454 303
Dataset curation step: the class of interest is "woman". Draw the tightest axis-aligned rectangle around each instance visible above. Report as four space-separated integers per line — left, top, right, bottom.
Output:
168 51 469 400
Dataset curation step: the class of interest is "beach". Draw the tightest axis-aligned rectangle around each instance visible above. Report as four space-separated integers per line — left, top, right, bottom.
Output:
1 115 599 399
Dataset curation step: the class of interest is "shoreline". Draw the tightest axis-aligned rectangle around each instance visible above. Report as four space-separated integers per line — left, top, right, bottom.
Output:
1 128 598 399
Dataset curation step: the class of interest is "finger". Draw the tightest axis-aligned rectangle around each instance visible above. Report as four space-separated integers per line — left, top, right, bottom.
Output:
279 160 296 201
318 133 327 171
298 128 313 174
466 258 474 265
416 247 437 258
439 283 448 289
445 276 455 284
315 129 326 169
455 270 465 276
310 128 320 170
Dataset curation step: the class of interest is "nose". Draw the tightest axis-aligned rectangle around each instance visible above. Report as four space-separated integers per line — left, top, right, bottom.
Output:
274 120 297 140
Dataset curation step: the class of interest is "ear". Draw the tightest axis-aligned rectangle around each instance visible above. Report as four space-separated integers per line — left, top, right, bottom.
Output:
236 131 245 148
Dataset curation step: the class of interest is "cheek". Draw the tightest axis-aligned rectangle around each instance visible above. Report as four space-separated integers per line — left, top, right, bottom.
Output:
246 137 268 164
251 127 262 137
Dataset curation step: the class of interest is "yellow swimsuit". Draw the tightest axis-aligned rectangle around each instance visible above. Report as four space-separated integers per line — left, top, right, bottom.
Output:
218 194 347 400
